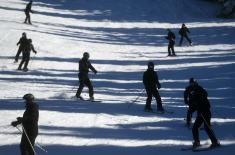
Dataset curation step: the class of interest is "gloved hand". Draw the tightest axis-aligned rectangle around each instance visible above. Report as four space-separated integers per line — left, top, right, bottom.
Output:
17 117 23 122
11 121 19 127
157 83 161 89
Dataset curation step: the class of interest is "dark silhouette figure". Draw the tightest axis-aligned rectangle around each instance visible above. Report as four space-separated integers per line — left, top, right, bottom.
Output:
143 62 164 112
11 94 39 155
15 32 28 63
24 1 34 24
166 29 176 56
179 23 192 46
76 52 97 101
187 79 220 148
18 39 37 72
184 78 197 127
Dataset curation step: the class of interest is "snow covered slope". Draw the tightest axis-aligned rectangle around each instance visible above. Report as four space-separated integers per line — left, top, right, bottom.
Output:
0 0 235 154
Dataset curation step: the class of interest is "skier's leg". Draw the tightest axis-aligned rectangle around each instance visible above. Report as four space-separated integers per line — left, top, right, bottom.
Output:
20 133 28 155
153 88 163 111
28 14 32 24
185 34 192 45
192 115 203 144
202 112 218 144
145 88 152 110
76 81 85 98
27 134 36 155
179 35 183 46
168 44 171 56
15 47 22 62
23 53 30 70
85 78 94 98
171 41 176 55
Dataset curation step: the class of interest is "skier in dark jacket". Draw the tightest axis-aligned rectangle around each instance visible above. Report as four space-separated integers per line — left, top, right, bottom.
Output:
11 94 39 155
143 62 164 112
184 78 197 127
179 23 192 46
166 29 176 56
15 32 28 63
18 39 37 72
24 1 34 24
76 52 97 101
188 80 220 148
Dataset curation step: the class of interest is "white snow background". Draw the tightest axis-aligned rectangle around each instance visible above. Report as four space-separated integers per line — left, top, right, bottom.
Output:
0 0 235 154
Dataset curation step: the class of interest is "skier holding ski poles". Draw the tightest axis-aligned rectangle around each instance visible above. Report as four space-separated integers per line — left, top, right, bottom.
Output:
188 79 220 149
11 94 39 155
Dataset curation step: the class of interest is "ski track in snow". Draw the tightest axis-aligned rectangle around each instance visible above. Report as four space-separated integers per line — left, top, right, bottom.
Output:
0 0 235 155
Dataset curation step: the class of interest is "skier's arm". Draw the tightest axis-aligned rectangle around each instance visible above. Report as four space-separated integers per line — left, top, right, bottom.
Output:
186 27 190 33
154 72 161 89
184 87 189 105
88 62 97 74
31 44 37 54
16 38 21 46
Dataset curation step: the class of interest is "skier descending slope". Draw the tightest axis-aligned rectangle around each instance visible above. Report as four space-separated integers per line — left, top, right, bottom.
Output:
11 94 39 155
178 23 192 46
18 39 37 72
143 62 164 112
15 32 28 63
76 52 98 101
24 0 34 25
165 29 176 56
188 79 220 149
184 78 197 128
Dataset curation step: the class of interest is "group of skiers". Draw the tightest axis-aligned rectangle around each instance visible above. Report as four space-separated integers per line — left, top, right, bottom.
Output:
10 1 221 155
15 32 37 72
166 23 193 56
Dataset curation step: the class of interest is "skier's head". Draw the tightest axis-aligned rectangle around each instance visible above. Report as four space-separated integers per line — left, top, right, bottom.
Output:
23 93 34 102
83 52 90 60
148 61 154 69
29 0 33 3
182 23 185 27
22 32 26 37
167 28 171 32
189 77 197 86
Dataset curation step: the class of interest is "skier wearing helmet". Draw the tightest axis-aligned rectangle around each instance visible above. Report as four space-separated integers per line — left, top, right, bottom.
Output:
11 93 39 155
76 52 98 101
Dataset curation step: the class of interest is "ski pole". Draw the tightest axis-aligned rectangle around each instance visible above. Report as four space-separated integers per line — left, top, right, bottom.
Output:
128 89 145 108
16 125 48 153
200 113 218 142
16 125 37 155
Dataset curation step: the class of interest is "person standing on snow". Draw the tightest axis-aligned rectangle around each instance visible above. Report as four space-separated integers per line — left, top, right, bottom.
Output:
15 32 28 63
143 62 164 112
11 94 39 155
18 39 37 72
166 29 176 56
76 52 98 101
184 78 197 128
24 0 34 24
179 23 192 46
188 80 220 149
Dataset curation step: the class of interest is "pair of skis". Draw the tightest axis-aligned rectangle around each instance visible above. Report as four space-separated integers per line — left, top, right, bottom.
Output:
181 144 221 152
